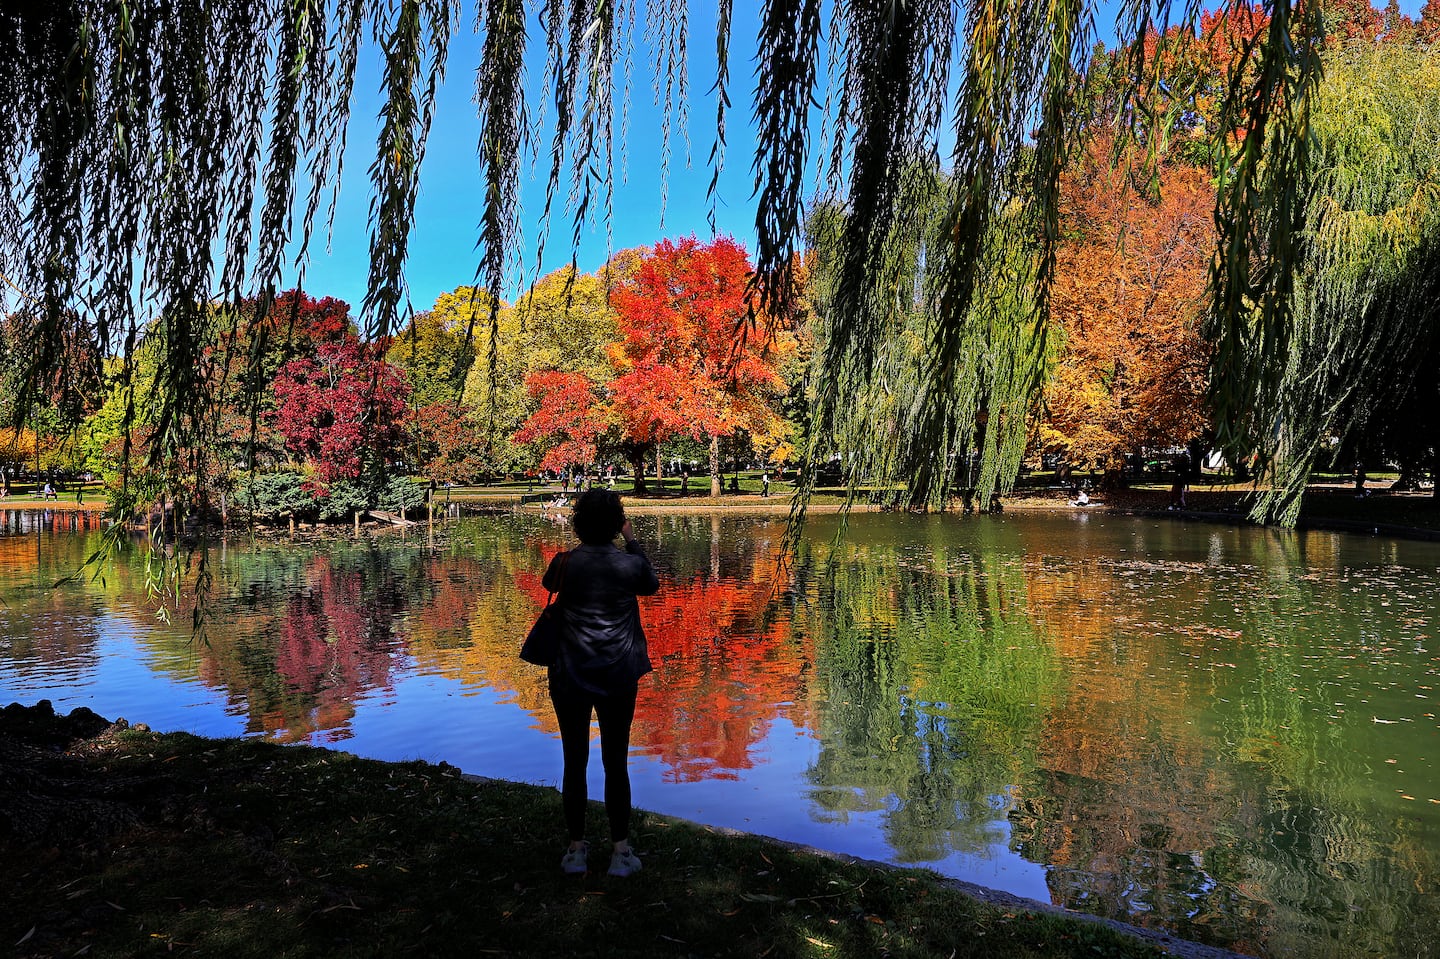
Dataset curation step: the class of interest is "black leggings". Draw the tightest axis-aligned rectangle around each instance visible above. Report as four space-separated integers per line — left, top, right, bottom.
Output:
549 677 638 844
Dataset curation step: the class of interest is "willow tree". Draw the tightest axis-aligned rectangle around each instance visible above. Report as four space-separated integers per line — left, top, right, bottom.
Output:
0 0 1344 518
803 163 1046 509
1212 38 1440 524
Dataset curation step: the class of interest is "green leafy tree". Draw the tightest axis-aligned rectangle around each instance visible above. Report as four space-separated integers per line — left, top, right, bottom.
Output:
385 298 483 408
1215 39 1440 522
460 268 619 471
804 167 1045 508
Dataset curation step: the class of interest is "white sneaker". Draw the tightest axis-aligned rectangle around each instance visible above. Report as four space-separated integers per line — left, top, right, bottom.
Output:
607 847 642 878
561 841 589 875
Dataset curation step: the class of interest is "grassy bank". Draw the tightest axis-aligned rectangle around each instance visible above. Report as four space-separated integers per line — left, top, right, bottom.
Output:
0 702 1184 959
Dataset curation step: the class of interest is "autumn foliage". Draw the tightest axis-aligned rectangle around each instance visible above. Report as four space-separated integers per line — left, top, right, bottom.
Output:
515 237 792 489
272 335 410 484
1040 139 1213 475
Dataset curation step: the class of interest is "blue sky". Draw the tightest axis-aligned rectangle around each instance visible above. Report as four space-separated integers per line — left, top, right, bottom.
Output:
294 2 762 314
290 0 1427 317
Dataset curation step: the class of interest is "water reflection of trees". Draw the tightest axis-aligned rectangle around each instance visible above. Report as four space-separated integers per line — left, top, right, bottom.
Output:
793 533 1059 864
179 544 424 743
1008 525 1440 958
7 513 1439 959
7 535 429 744
0 527 105 684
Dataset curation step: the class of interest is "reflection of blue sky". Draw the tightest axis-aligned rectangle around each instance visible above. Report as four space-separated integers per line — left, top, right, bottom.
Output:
627 716 1054 903
3 616 251 739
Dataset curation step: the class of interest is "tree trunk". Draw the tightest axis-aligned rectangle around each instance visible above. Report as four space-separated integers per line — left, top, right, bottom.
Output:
709 435 721 498
656 447 663 482
630 450 648 494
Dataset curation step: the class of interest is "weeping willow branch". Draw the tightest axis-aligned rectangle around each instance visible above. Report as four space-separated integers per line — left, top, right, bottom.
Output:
1211 39 1440 524
0 0 1394 531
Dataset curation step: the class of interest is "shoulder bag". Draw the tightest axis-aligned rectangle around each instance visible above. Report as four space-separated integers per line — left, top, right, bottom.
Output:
520 551 569 666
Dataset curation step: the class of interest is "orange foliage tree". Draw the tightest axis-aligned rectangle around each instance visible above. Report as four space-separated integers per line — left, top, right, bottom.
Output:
515 237 792 494
1039 140 1213 479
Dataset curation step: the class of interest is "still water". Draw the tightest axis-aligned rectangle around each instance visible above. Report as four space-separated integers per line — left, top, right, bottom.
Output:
2 507 1438 957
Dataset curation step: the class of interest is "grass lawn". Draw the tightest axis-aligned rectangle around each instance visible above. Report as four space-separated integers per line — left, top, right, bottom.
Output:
1 703 1174 959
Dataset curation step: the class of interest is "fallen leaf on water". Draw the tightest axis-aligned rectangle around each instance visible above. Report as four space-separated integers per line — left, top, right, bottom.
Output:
804 937 833 949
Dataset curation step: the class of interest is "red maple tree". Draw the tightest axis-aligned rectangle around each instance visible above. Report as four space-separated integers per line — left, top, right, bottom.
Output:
271 336 411 483
409 400 488 484
515 236 790 493
511 370 608 473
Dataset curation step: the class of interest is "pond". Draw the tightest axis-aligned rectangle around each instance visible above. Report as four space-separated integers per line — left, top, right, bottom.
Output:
2 506 1438 958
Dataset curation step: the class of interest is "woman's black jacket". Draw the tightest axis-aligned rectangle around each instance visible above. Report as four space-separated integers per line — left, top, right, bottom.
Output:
543 540 659 694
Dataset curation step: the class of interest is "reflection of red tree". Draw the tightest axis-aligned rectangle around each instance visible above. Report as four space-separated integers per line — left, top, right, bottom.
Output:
633 554 812 783
266 555 407 743
512 544 567 609
510 542 812 781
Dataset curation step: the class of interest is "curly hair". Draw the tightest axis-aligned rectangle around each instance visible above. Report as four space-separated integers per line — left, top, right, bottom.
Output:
571 488 626 545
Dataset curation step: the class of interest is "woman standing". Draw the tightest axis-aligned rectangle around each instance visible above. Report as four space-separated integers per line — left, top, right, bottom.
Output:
543 489 659 877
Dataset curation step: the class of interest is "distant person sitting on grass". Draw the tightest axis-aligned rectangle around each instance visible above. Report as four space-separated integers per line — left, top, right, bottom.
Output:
1069 487 1089 507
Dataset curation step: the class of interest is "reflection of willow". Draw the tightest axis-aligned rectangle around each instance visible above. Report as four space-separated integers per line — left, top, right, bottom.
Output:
798 539 1058 864
1010 530 1440 959
1200 554 1440 959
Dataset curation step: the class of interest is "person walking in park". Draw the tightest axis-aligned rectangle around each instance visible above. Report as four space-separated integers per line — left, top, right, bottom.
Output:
761 471 770 497
542 489 659 878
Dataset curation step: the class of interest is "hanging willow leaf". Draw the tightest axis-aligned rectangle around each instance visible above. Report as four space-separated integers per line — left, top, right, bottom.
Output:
363 0 456 343
751 0 822 320
705 0 733 234
1213 37 1440 523
474 0 528 421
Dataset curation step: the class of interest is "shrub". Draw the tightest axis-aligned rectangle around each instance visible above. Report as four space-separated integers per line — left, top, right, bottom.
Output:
379 476 428 514
237 469 313 521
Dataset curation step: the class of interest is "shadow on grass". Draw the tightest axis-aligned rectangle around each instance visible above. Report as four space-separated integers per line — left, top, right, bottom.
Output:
0 702 1181 959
